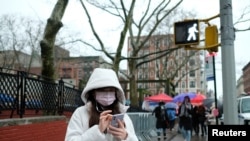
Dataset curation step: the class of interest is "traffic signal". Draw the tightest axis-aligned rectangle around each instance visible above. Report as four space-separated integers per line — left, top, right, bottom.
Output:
205 25 219 53
174 19 200 45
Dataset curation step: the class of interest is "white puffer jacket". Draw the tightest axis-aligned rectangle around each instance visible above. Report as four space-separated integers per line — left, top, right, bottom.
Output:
65 68 138 141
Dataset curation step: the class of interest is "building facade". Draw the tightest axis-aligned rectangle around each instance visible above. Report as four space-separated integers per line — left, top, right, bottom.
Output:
236 75 245 96
127 35 205 95
57 56 109 89
0 49 109 89
242 61 250 93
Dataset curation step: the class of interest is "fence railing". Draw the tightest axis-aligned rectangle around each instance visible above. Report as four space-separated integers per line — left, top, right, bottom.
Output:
127 112 157 141
0 67 83 118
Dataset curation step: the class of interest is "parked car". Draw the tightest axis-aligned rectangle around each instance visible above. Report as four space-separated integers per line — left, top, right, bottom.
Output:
237 94 250 125
219 93 250 125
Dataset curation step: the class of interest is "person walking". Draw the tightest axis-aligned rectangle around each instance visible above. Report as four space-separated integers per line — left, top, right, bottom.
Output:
166 107 177 132
65 68 138 141
192 106 199 136
197 104 207 136
178 96 193 141
152 101 168 141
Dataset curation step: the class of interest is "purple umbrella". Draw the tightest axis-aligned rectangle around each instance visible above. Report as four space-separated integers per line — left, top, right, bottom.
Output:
173 92 196 103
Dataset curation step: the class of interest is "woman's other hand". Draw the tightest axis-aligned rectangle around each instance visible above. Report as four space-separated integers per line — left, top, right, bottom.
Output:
108 119 128 140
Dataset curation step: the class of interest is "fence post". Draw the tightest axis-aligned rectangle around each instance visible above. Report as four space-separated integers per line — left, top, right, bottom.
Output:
57 79 64 115
17 71 27 118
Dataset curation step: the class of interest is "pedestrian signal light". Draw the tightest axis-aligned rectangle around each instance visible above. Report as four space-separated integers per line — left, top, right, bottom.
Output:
205 25 219 53
174 20 200 45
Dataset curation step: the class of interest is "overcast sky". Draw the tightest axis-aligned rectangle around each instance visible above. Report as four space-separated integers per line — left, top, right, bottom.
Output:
1 0 250 97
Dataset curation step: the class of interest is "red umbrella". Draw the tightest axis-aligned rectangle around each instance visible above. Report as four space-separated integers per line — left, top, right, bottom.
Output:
191 94 207 104
144 93 173 102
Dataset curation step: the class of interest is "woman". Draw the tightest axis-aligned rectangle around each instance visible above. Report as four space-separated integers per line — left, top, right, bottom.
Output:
178 96 193 141
65 68 138 141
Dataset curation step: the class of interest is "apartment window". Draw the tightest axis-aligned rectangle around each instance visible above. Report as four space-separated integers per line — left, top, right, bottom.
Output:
189 59 195 66
138 74 143 80
175 71 178 77
190 81 196 88
176 82 178 88
151 70 154 77
164 38 169 46
182 71 185 77
144 40 150 48
189 71 195 77
182 82 185 88
155 40 160 48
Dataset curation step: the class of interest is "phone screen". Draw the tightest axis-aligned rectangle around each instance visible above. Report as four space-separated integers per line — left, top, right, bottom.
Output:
110 113 124 127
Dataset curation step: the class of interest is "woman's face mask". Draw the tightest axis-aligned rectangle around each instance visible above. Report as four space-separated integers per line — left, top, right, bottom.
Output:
95 90 116 106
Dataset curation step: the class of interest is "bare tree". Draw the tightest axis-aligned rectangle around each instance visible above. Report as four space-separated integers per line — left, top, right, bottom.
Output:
234 5 250 32
0 15 43 72
78 0 186 106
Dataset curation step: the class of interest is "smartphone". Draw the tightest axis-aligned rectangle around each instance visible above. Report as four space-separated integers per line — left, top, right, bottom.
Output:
110 113 124 128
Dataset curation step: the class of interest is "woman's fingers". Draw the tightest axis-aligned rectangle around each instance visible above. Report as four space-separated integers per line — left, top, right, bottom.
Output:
117 119 125 128
100 110 112 116
108 121 127 140
99 110 113 133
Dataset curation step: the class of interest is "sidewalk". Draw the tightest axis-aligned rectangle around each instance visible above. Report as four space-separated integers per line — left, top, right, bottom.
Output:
148 129 208 141
170 133 207 141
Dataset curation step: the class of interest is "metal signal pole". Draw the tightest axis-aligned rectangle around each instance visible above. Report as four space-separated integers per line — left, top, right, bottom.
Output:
220 0 238 124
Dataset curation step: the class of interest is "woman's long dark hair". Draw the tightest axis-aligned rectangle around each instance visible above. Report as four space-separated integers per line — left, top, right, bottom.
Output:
87 90 121 128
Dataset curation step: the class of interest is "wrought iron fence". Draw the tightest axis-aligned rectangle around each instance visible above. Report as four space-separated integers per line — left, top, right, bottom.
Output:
0 67 83 118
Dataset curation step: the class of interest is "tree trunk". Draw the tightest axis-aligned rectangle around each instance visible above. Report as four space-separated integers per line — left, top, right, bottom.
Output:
40 0 68 81
128 59 139 107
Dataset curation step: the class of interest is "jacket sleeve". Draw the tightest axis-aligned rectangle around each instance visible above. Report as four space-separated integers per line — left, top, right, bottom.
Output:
65 107 106 141
122 114 139 141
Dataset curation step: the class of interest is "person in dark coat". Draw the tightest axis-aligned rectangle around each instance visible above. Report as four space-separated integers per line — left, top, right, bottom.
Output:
197 104 207 136
192 106 199 135
152 101 168 141
178 96 193 141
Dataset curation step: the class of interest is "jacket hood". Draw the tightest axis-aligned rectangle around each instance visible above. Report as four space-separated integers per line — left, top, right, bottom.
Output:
81 68 125 104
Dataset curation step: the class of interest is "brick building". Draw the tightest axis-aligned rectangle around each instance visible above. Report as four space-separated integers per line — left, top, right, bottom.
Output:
242 61 250 93
127 35 205 95
0 47 109 89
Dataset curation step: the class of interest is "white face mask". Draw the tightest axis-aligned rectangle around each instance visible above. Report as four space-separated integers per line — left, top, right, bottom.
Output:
95 91 116 106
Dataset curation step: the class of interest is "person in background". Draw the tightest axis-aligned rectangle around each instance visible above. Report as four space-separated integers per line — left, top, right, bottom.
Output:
206 102 219 125
192 106 199 136
166 107 177 132
197 104 207 136
152 101 168 141
65 68 138 141
178 96 193 141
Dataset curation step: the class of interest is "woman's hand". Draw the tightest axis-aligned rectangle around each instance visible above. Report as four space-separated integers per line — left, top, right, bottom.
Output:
99 110 112 133
108 119 128 140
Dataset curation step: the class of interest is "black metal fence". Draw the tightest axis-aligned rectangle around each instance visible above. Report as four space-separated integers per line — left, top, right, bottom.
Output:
0 67 83 118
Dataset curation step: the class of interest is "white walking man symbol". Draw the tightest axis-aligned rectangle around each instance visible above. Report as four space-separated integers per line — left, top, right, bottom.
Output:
187 23 198 41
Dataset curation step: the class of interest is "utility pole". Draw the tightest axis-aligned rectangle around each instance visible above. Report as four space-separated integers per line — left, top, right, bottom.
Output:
220 0 238 124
